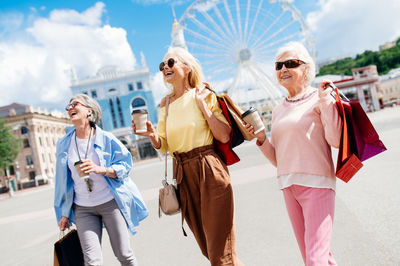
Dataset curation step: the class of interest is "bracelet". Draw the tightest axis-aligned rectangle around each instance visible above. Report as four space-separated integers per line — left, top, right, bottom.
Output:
105 167 110 177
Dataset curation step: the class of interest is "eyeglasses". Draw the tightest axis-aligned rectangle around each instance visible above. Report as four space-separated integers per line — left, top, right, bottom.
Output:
159 58 176 71
65 100 86 111
275 59 305 71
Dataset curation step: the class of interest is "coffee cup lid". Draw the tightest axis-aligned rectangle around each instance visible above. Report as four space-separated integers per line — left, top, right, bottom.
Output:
241 107 257 119
131 109 148 114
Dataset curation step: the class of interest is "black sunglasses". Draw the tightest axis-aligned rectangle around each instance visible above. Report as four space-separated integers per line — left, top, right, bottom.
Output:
65 100 86 111
275 59 305 71
159 58 176 71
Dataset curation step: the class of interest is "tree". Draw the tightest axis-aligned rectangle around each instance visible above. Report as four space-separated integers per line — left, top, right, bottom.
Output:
0 119 20 174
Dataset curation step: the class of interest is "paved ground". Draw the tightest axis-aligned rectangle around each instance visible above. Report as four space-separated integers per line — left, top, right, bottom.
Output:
0 106 399 266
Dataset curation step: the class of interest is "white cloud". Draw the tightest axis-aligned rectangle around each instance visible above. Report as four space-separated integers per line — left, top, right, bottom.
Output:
131 0 190 6
150 72 170 105
306 0 400 61
0 2 136 109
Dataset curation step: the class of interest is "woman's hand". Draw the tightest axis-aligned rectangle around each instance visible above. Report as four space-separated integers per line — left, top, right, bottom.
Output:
244 117 267 145
132 120 161 149
59 216 70 231
319 80 334 98
131 120 156 138
195 87 211 111
79 159 103 175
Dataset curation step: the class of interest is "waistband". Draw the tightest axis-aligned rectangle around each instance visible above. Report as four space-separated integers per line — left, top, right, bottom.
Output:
173 144 215 164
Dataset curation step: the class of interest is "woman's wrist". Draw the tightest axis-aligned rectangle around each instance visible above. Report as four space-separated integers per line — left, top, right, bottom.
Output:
256 135 266 146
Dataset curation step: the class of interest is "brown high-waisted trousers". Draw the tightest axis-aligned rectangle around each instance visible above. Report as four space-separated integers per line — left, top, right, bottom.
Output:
173 144 243 266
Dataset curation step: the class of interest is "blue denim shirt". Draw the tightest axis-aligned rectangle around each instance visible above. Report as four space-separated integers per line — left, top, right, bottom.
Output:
54 125 148 235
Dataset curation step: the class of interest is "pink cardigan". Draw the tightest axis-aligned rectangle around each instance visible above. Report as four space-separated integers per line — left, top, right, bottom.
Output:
258 90 342 178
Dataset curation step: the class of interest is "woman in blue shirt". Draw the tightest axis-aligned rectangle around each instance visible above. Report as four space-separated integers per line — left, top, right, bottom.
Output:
54 94 148 266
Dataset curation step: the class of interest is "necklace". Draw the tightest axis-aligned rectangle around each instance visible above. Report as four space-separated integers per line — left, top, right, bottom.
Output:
75 126 93 192
285 89 316 103
75 126 93 162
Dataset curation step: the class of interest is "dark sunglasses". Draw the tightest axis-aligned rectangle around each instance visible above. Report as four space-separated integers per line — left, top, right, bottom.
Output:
65 100 86 111
159 58 176 71
275 59 305 70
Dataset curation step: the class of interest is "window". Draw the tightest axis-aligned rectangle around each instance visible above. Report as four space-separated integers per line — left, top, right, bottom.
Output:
91 90 97 98
42 153 46 163
23 139 30 148
26 155 34 165
131 97 146 109
128 83 134 91
136 81 143 90
108 88 117 93
49 153 53 163
116 97 125 127
82 91 88 95
29 171 36 180
46 137 49 146
39 137 42 146
109 99 118 128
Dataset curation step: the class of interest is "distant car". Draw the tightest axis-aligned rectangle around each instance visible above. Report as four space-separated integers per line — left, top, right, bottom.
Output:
383 99 400 107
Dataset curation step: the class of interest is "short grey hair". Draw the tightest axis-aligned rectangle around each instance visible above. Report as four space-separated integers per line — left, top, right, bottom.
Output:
276 41 316 84
70 94 102 125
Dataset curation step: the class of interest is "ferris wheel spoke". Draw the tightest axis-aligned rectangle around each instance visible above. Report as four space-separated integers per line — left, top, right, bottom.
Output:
235 0 243 41
251 10 287 50
254 31 302 55
223 0 238 37
243 0 251 42
212 4 235 40
246 0 263 44
189 16 233 49
199 10 235 44
185 41 224 53
184 27 230 50
253 19 298 51
202 57 235 67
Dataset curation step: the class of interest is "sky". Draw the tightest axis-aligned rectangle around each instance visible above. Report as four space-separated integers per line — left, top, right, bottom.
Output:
0 0 400 110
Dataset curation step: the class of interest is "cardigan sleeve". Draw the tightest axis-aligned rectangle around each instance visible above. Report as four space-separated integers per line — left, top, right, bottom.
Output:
318 94 342 148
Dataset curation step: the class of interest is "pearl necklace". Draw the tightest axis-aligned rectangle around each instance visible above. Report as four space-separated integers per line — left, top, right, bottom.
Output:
285 90 316 103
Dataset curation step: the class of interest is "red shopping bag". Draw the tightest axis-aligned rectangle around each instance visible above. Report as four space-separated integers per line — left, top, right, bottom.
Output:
333 86 363 182
350 101 387 161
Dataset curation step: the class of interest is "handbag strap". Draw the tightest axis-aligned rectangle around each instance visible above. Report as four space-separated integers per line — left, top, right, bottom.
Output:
164 96 170 182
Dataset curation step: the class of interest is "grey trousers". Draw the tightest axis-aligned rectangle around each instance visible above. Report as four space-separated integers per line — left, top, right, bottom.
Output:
74 199 138 266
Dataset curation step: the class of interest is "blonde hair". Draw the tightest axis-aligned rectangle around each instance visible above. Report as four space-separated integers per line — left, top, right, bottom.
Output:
276 41 316 84
70 94 102 125
167 47 204 88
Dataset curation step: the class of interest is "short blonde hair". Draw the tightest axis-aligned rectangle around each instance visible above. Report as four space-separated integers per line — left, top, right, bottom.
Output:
276 41 316 84
70 94 102 125
167 47 204 88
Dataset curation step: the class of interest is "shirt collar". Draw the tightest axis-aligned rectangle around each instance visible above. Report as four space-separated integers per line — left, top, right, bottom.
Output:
65 125 104 148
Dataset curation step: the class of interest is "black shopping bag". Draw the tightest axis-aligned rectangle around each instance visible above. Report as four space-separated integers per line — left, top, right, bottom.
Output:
54 229 84 266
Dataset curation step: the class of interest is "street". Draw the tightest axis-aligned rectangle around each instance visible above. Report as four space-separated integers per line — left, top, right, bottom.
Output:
0 106 399 266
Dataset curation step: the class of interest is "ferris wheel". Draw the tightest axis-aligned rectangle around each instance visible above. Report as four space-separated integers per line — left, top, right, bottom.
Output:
176 0 315 112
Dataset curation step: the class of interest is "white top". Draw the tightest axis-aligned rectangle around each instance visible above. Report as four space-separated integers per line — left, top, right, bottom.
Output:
278 173 336 191
68 133 114 206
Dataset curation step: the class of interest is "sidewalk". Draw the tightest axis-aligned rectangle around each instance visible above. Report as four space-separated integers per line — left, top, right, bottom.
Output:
0 183 52 201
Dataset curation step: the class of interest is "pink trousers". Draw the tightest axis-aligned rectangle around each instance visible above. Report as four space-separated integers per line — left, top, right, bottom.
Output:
283 185 337 266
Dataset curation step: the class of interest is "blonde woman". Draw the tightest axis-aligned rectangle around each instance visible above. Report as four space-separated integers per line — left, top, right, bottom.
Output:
132 47 243 266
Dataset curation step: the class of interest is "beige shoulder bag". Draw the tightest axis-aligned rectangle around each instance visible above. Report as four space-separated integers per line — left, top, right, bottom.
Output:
158 96 180 217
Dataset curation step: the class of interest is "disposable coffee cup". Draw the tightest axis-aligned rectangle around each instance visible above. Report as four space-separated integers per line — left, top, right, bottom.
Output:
74 161 89 179
131 109 148 133
241 107 265 134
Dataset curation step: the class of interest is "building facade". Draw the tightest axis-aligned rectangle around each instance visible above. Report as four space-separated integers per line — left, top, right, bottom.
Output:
70 57 158 161
314 66 382 112
379 68 400 105
0 103 70 190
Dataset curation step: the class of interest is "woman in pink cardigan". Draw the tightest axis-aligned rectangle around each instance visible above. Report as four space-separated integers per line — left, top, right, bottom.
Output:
245 42 342 266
